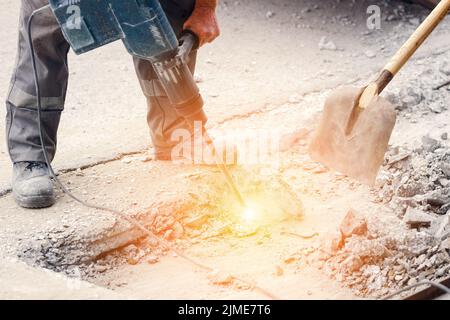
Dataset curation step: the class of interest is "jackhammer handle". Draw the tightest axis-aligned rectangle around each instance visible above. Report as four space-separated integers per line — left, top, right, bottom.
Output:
178 31 200 62
359 0 450 108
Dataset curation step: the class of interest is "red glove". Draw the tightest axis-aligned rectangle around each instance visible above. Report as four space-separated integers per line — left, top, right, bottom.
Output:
184 0 220 47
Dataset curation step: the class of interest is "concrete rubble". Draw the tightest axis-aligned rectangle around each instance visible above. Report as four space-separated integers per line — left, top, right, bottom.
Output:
301 208 450 298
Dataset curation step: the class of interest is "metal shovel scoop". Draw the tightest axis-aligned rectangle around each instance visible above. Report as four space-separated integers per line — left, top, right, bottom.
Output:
309 0 450 185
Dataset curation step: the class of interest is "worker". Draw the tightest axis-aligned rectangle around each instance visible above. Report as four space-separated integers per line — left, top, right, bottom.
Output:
5 0 220 209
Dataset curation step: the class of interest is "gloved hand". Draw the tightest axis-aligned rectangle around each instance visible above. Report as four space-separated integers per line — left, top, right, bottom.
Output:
184 0 220 46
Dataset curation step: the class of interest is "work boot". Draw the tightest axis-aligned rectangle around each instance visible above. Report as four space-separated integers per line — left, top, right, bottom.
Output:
12 162 55 209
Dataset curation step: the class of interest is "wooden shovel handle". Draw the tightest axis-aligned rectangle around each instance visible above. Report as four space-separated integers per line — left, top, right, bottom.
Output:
383 0 450 79
359 0 450 108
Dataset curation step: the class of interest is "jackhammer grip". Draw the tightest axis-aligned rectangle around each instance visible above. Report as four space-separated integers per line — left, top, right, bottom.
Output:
179 31 200 62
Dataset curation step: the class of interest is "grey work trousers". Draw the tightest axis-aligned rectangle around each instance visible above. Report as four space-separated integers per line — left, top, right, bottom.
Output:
5 0 197 163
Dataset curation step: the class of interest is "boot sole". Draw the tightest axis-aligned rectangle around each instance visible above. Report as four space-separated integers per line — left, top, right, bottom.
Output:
14 193 56 209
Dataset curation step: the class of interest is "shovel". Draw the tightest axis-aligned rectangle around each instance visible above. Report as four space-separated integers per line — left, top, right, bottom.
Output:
309 0 450 186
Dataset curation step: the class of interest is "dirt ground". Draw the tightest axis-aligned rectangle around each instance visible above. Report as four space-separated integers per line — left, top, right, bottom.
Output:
0 0 449 300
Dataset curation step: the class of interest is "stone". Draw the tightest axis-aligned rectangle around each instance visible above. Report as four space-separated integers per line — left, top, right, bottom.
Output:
283 255 298 264
322 231 344 254
318 37 337 51
274 265 284 276
171 222 184 239
345 237 388 258
387 153 410 166
439 179 449 188
266 11 275 19
440 203 450 215
408 18 420 26
341 255 363 273
441 133 448 141
340 209 368 238
146 237 159 247
364 50 376 59
421 136 440 153
441 163 450 178
94 265 108 273
208 269 234 286
127 258 139 265
400 87 423 108
146 255 160 264
123 244 138 255
441 238 450 251
433 216 450 239
394 274 404 282
439 61 450 76
396 180 424 198
429 101 444 114
403 207 433 229
424 190 450 207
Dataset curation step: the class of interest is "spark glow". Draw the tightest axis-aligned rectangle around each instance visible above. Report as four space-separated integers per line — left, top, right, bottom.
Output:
242 205 258 222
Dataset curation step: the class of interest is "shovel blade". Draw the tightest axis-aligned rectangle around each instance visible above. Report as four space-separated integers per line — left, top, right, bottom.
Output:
309 87 397 185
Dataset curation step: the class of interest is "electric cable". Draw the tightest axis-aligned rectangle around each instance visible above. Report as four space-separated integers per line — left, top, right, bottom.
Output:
381 280 450 300
27 7 278 300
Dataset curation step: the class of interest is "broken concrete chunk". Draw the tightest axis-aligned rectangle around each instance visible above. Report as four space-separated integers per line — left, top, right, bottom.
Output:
439 61 450 76
340 209 368 239
321 231 344 254
274 265 284 277
171 222 184 239
341 255 363 273
439 178 449 188
434 215 450 239
364 50 376 59
441 163 450 178
94 264 108 273
424 190 450 207
400 87 423 108
146 255 160 264
441 238 450 251
318 36 337 51
387 153 410 166
403 207 434 229
428 101 444 114
265 11 275 19
123 244 138 256
440 203 450 216
208 269 234 286
421 136 440 153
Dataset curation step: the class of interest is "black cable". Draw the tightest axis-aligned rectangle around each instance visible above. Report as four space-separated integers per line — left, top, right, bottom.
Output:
434 79 450 90
26 7 278 300
382 280 450 300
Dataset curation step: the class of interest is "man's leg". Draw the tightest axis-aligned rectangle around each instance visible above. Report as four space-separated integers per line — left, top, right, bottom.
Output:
133 0 202 160
6 0 70 208
133 52 200 160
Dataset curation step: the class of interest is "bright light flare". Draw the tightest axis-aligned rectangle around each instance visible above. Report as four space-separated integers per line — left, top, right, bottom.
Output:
242 206 257 222
240 201 263 224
